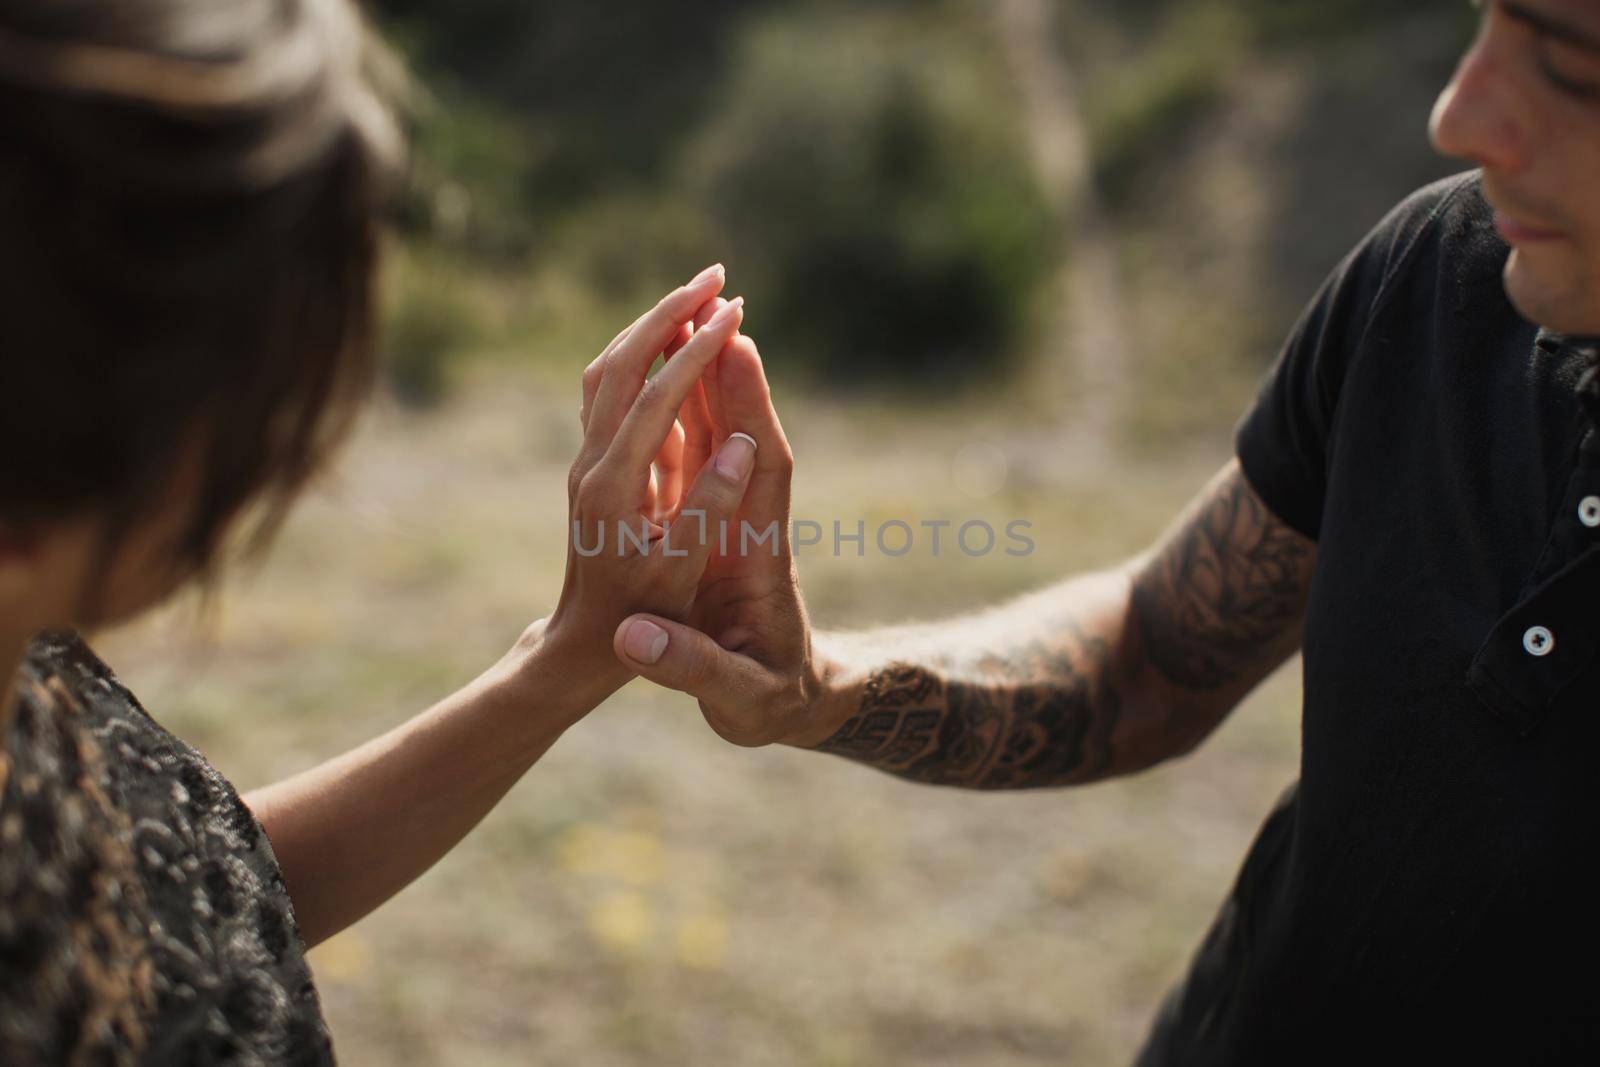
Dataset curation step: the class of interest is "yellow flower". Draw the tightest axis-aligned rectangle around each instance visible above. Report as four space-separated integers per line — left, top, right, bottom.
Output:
557 823 664 887
673 914 729 971
608 830 665 888
588 890 655 953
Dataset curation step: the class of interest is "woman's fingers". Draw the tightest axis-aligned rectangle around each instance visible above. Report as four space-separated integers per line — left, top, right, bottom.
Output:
580 352 606 429
582 308 700 432
602 298 744 483
586 266 725 447
580 309 654 422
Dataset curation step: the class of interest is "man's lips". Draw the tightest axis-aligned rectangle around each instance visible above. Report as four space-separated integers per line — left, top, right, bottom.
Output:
1495 210 1567 245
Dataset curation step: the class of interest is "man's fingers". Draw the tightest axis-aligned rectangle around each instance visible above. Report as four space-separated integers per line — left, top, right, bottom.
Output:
678 380 714 476
613 614 774 725
703 337 728 440
716 335 795 533
662 320 694 362
674 298 723 477
587 265 725 445
641 462 660 518
666 431 757 570
604 298 744 479
652 419 687 520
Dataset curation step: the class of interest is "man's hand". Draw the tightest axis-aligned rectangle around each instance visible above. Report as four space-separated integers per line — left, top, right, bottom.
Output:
608 319 838 747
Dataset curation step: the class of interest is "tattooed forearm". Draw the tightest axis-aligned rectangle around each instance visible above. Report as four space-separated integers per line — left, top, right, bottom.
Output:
814 618 1124 789
1128 461 1314 690
810 461 1313 788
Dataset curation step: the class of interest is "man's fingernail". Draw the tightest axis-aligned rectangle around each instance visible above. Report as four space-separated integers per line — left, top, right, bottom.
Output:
715 432 758 480
623 619 669 665
691 263 725 286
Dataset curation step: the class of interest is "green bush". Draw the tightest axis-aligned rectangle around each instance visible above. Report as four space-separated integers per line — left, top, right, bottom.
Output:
1237 0 1469 43
382 273 481 408
544 194 718 305
381 0 780 197
684 9 1057 386
1079 0 1472 208
1074 0 1466 46
1084 4 1241 207
396 80 547 260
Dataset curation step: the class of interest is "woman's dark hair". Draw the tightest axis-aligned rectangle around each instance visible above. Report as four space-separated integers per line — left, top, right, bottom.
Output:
0 0 402 606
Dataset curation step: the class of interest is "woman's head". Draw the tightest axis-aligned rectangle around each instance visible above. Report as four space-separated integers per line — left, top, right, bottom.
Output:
0 0 401 628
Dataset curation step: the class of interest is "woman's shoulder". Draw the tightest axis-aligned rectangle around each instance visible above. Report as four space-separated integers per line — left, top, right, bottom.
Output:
21 629 267 849
2 630 335 1065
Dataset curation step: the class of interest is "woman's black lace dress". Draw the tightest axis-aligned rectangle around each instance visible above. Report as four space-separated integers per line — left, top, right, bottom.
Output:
0 630 334 1065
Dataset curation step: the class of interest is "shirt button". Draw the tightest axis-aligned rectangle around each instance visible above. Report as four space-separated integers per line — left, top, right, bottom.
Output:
1523 625 1555 657
1580 495 1600 528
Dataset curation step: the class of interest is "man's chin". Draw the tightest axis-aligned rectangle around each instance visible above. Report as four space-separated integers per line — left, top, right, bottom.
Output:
1503 254 1600 336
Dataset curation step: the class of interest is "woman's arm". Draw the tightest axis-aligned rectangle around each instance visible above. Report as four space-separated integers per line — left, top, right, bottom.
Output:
242 622 613 948
244 266 755 948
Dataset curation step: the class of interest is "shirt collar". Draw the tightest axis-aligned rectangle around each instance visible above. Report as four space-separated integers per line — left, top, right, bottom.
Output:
1563 334 1600 447
1532 328 1600 447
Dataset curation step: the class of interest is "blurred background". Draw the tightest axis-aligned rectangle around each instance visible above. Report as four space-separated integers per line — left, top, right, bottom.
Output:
102 1 1474 1064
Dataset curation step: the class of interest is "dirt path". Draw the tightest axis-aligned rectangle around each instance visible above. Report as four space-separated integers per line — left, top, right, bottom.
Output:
994 0 1127 468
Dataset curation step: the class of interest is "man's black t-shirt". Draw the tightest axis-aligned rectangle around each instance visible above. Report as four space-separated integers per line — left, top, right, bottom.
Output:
1136 172 1600 1064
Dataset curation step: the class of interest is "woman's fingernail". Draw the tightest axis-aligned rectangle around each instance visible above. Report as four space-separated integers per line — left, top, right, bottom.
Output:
715 432 758 480
623 619 669 665
708 296 744 328
691 263 725 286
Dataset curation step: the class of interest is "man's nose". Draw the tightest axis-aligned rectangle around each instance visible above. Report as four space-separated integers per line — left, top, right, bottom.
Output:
1430 23 1535 174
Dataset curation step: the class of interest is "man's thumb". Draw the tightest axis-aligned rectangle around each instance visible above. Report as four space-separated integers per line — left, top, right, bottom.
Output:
613 614 761 703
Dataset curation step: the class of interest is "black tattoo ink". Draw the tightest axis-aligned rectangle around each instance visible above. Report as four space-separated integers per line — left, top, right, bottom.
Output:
816 620 1123 790
814 464 1310 789
1130 466 1314 690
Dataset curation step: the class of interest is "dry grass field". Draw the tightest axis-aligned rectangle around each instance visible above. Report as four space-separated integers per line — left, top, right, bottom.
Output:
94 362 1302 1067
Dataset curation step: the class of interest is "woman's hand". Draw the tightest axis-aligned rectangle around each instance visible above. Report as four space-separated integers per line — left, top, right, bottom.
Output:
251 267 765 946
608 318 834 749
540 265 760 690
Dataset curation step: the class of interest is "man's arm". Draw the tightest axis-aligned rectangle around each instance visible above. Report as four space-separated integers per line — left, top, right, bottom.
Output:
617 458 1315 788
794 459 1315 786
